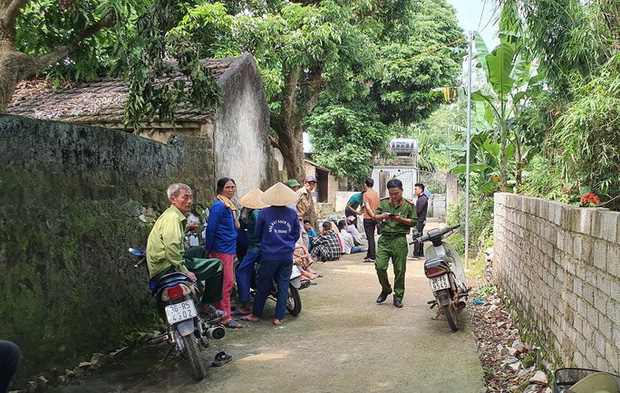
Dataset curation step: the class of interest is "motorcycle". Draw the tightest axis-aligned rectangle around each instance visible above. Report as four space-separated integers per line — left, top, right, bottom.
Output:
411 224 469 332
129 248 226 380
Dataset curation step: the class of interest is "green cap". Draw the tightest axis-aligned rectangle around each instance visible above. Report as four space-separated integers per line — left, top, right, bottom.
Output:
285 179 302 188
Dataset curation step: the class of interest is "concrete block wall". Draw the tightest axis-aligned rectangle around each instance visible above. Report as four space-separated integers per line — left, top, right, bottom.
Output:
493 193 620 372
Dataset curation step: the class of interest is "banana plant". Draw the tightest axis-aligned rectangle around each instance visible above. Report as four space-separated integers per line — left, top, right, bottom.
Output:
470 31 538 192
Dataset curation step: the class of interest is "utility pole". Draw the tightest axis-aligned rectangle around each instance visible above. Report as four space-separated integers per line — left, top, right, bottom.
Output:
465 31 473 269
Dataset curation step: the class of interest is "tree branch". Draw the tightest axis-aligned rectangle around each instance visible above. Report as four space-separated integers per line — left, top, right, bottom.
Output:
30 11 116 73
1 0 29 27
295 72 324 122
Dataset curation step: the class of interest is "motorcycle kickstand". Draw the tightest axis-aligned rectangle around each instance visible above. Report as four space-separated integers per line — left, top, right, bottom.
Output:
162 347 175 362
431 307 445 320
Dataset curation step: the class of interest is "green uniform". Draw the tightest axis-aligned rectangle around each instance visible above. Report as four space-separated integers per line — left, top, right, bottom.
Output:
374 197 417 301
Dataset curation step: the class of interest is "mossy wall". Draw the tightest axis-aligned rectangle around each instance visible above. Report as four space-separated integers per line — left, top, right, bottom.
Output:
0 115 215 379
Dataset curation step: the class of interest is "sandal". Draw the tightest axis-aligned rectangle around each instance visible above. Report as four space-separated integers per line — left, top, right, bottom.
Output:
273 319 283 326
240 314 260 322
223 319 243 329
212 351 233 367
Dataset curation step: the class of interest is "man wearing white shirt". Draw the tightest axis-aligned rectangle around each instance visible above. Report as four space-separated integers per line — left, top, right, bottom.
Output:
338 220 365 254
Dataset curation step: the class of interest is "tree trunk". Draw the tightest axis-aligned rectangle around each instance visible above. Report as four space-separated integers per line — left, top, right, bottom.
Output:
276 122 306 181
499 123 508 192
0 49 25 112
270 67 322 182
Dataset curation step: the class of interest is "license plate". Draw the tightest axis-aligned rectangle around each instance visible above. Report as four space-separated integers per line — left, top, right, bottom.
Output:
165 299 197 324
429 275 450 291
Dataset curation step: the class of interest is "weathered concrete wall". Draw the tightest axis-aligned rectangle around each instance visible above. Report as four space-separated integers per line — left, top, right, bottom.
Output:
0 114 215 379
493 193 620 372
213 53 278 196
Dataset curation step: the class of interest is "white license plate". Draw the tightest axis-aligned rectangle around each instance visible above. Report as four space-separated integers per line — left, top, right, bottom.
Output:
165 299 197 324
429 275 450 291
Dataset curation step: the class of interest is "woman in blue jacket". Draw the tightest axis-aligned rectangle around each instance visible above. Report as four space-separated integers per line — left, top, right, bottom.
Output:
205 177 241 328
242 182 300 326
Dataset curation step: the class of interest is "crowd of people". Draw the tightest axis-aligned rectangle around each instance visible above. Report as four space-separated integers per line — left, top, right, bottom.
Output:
140 175 428 369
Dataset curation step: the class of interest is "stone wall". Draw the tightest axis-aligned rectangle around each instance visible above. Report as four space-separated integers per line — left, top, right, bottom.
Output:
0 115 215 380
213 53 278 196
493 193 620 372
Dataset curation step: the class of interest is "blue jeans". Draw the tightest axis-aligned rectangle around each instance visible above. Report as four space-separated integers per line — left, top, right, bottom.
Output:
236 250 260 303
351 246 365 254
252 258 293 320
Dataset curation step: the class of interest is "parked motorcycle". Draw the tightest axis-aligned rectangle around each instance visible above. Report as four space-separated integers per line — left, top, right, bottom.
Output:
129 248 226 380
411 224 469 331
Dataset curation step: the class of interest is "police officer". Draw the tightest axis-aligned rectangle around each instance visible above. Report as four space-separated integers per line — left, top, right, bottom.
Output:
373 179 417 308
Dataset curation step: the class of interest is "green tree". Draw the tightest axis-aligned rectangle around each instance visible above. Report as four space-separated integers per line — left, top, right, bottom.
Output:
0 0 146 111
149 0 392 179
305 0 464 181
304 103 387 182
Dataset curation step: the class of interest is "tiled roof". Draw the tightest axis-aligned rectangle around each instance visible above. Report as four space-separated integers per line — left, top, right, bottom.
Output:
7 57 238 128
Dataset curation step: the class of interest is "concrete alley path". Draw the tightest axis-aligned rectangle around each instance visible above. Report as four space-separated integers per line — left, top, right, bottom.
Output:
59 245 486 393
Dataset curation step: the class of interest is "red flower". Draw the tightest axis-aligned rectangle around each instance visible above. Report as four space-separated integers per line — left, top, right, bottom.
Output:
580 192 600 205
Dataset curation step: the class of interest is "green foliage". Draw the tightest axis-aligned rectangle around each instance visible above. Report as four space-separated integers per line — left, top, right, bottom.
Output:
16 0 147 80
551 55 620 197
411 103 466 172
446 191 494 257
124 0 221 129
305 103 388 182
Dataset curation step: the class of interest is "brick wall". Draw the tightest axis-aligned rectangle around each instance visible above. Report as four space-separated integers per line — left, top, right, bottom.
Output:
493 193 620 372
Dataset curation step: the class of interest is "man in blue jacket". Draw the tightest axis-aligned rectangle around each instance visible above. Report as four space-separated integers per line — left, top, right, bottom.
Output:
242 182 300 326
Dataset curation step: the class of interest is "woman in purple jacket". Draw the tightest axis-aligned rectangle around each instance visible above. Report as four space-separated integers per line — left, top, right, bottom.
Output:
242 182 300 326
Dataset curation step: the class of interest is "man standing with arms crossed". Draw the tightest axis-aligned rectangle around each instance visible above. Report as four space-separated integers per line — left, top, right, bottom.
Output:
362 178 380 263
373 179 417 308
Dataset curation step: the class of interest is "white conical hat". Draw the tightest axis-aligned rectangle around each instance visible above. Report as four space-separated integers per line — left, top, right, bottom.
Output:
261 182 300 206
239 188 270 209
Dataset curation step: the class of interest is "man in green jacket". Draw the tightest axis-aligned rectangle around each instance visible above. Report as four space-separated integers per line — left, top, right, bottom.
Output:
373 179 417 308
147 183 224 320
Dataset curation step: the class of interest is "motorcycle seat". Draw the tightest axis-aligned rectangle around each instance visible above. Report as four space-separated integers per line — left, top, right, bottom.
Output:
425 255 454 268
153 272 192 292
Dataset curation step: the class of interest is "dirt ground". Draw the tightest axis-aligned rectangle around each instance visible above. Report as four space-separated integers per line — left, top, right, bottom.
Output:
56 224 486 393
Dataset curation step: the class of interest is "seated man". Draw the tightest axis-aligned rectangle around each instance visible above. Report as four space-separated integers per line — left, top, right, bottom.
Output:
310 221 343 262
304 220 317 250
338 220 366 254
146 183 225 320
345 216 363 245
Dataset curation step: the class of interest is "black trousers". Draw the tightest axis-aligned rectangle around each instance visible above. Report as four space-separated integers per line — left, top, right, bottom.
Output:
0 340 20 393
363 218 377 260
413 221 426 256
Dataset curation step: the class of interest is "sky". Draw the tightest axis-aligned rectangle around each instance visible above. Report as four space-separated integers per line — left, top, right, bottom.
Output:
446 0 500 49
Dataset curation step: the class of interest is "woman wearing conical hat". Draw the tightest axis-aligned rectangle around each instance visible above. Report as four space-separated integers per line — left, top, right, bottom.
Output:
242 182 300 326
235 188 269 315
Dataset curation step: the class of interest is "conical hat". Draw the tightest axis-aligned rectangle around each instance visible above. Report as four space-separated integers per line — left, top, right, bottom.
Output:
239 188 270 209
261 182 300 206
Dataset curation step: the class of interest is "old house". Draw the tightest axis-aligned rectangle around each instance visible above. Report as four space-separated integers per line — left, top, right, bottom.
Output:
7 53 279 197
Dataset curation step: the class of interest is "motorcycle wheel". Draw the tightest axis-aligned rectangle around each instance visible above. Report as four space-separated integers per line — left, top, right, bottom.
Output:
445 303 459 332
181 334 207 380
286 284 302 316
